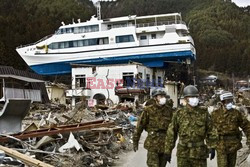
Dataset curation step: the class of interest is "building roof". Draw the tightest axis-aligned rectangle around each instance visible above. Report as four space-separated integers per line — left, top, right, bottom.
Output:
0 74 44 83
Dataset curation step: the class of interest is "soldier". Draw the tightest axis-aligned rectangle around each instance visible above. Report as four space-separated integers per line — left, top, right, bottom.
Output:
145 95 174 108
236 90 250 106
133 88 174 167
165 85 215 167
210 91 250 167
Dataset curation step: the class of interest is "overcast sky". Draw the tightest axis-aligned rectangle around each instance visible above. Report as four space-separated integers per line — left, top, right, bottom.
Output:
232 0 250 7
91 0 250 7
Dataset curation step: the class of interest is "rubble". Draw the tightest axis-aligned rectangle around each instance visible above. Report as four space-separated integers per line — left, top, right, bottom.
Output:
0 101 138 166
236 136 250 167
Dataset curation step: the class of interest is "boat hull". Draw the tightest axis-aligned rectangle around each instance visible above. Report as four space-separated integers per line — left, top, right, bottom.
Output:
18 43 196 75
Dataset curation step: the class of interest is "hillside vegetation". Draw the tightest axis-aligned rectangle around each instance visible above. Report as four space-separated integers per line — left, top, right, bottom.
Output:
0 0 249 76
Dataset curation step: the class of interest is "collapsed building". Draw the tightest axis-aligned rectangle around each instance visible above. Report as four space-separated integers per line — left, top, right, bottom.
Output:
67 63 164 107
0 66 48 134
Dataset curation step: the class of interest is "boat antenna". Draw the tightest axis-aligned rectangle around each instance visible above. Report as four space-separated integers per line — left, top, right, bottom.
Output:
188 19 192 30
95 0 117 20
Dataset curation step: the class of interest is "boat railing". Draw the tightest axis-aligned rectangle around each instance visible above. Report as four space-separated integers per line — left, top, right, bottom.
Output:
136 20 186 28
16 34 53 49
107 20 186 30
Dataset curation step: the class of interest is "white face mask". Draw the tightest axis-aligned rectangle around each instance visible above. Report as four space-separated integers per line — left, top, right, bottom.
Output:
225 103 233 110
159 97 167 105
188 97 199 107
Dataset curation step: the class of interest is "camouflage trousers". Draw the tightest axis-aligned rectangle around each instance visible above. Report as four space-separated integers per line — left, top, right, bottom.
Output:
217 151 237 167
147 151 168 167
177 157 207 167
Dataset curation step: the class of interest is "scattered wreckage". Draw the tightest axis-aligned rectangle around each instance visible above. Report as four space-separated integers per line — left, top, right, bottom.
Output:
0 101 139 167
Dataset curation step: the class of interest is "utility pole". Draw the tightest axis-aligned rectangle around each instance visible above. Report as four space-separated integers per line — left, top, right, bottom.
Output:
193 75 196 86
232 73 235 95
248 75 249 88
95 0 117 20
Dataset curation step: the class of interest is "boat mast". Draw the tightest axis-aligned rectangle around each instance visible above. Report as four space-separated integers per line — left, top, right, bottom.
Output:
95 0 117 20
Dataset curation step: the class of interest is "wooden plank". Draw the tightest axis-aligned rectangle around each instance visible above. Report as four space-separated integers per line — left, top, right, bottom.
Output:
0 145 54 167
0 120 115 142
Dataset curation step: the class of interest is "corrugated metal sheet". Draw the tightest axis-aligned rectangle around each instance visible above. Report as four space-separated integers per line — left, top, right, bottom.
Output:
0 99 31 134
5 88 42 102
0 75 44 83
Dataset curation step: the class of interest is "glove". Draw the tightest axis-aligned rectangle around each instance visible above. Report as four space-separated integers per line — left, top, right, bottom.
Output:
164 154 171 163
133 142 138 152
209 148 215 160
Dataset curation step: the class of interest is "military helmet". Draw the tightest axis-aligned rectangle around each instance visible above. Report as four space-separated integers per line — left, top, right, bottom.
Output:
152 88 169 97
183 85 199 97
219 91 233 101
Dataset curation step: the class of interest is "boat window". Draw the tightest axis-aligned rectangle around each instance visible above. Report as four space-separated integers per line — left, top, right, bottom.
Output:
140 36 147 40
58 25 99 34
48 37 109 49
79 27 85 33
83 40 89 46
74 27 79 34
103 38 109 44
85 26 91 33
68 41 73 48
64 42 69 48
59 42 65 49
50 43 59 49
97 37 109 45
64 42 68 48
116 35 135 43
91 25 99 32
98 38 104 45
177 30 189 37
78 40 84 47
55 29 62 34
89 39 98 46
73 41 78 47
62 29 66 34
66 28 73 33
151 34 156 39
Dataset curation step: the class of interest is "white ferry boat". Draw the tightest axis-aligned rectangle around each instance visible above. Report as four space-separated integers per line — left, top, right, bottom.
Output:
16 13 196 75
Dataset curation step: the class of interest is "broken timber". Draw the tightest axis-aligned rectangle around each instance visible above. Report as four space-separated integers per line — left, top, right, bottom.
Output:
0 120 116 142
0 145 54 167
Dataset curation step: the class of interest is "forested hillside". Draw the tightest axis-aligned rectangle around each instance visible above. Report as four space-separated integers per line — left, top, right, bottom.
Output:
0 0 249 76
0 0 95 69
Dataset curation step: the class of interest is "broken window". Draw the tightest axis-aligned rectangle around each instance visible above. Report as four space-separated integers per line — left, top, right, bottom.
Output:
75 75 86 88
92 67 96 74
146 74 150 87
151 34 156 39
123 72 134 87
158 76 162 87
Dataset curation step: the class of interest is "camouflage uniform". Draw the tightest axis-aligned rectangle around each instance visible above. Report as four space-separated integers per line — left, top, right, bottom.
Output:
211 107 250 167
165 106 213 167
133 99 174 167
145 98 174 108
236 97 250 106
145 98 157 106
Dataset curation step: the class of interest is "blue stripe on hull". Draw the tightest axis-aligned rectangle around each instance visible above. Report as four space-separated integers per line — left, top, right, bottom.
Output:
31 50 195 75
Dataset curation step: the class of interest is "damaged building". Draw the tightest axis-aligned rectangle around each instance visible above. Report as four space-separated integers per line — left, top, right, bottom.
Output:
0 66 48 133
67 63 165 108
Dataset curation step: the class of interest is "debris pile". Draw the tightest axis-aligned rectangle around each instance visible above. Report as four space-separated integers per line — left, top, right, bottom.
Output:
0 101 139 166
236 136 250 167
